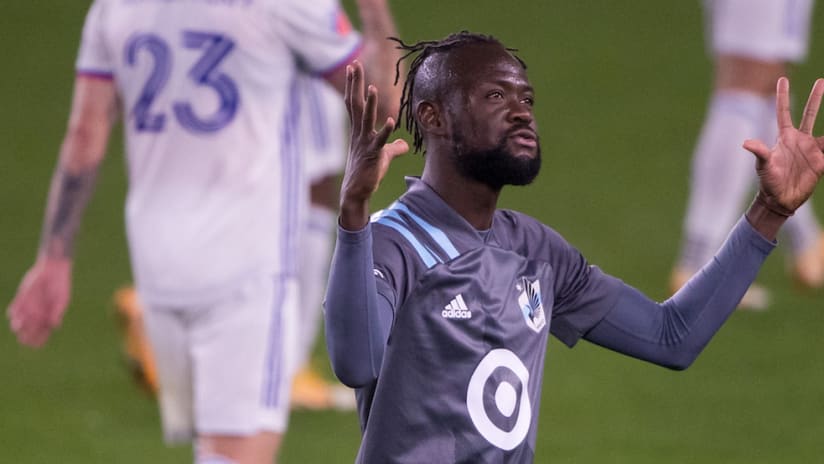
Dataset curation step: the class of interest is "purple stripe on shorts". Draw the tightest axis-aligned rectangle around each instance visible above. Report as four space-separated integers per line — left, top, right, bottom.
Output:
261 276 286 407
283 77 302 277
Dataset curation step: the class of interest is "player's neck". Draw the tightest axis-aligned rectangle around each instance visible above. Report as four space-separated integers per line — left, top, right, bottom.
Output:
421 168 499 230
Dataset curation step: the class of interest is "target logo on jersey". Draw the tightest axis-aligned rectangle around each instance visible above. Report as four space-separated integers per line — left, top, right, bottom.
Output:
466 349 532 450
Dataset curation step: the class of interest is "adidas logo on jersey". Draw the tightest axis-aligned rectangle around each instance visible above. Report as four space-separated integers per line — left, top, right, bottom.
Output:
443 294 472 319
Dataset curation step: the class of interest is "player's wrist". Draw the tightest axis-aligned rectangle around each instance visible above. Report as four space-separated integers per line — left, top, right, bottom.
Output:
745 191 791 241
754 189 794 216
339 197 370 231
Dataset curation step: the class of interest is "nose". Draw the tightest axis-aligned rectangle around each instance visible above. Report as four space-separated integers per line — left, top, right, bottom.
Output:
508 99 533 125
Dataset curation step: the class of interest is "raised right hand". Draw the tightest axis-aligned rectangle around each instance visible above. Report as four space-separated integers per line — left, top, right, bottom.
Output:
339 60 408 230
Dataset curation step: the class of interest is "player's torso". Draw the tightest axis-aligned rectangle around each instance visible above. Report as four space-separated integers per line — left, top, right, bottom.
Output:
99 0 295 189
94 0 305 303
360 246 553 463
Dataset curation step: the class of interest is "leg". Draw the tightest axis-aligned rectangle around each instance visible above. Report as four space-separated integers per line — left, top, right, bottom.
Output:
675 0 817 305
197 433 282 464
142 305 196 444
672 56 783 310
191 275 299 464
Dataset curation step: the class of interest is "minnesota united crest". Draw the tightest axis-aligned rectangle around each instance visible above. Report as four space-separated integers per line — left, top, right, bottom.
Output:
517 277 546 333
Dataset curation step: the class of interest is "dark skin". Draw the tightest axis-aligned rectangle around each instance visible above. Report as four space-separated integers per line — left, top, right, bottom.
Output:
340 43 824 242
340 45 539 230
418 44 538 229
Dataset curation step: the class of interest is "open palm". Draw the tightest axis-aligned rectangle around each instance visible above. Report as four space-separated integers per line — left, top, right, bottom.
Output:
744 78 824 213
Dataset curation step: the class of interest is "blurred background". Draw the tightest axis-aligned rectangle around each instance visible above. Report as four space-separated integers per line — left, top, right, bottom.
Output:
1 1 822 462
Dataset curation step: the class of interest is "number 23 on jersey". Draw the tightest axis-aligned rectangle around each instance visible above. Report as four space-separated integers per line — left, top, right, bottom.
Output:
125 30 239 134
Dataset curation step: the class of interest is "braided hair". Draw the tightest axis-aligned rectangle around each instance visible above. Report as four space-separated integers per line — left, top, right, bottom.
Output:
389 32 526 154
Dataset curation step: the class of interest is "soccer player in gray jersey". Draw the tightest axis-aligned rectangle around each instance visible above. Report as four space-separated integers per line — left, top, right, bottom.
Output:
324 32 824 462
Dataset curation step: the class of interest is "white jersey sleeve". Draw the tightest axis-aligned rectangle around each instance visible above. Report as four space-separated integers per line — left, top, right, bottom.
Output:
275 0 362 75
76 0 114 77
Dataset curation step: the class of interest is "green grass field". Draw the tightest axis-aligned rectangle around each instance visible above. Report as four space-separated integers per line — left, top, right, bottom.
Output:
1 1 823 462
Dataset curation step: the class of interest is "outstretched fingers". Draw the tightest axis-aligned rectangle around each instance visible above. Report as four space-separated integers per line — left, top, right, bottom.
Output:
799 78 824 134
373 117 396 149
743 138 770 162
776 77 794 131
362 85 378 136
384 138 410 161
345 61 366 136
344 65 353 125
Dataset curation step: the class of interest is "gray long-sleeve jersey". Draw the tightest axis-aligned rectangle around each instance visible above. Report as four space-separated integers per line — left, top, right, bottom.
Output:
325 177 775 463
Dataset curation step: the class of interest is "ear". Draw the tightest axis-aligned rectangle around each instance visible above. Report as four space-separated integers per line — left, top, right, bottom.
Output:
416 101 448 136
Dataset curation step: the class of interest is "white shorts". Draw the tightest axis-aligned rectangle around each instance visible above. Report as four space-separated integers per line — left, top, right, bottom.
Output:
143 274 298 443
297 76 347 183
704 0 813 62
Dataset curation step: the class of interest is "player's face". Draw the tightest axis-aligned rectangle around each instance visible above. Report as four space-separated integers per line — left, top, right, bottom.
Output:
446 45 541 189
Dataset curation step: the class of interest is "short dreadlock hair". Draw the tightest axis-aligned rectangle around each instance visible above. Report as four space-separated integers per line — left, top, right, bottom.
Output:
390 31 526 154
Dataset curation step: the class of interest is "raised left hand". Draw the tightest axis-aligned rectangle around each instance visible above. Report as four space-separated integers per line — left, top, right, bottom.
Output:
743 77 824 213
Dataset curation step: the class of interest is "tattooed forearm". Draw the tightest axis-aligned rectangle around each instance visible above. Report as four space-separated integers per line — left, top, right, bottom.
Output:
38 165 100 259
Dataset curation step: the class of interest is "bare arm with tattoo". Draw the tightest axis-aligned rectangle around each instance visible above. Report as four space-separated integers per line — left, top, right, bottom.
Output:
8 76 118 347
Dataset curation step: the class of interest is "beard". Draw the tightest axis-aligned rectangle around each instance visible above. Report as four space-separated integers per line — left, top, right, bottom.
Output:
451 130 542 190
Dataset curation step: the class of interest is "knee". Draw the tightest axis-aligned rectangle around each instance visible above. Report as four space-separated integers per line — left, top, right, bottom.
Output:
714 55 787 96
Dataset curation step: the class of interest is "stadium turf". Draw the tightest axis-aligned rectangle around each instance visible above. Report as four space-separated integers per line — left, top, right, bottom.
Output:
1 1 822 462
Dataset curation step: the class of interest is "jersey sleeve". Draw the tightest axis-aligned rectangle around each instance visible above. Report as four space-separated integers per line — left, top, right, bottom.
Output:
370 218 430 311
531 221 624 347
75 0 114 78
583 216 775 370
325 224 393 387
275 0 362 76
550 250 623 347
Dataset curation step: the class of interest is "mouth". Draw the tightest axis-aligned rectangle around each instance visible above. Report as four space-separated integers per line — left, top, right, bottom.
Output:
508 129 538 148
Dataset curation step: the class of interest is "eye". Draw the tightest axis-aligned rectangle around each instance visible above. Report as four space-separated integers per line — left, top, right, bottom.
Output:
487 90 504 99
522 96 535 106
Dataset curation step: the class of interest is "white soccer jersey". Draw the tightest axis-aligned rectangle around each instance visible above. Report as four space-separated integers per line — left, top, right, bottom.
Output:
76 0 361 305
296 75 347 183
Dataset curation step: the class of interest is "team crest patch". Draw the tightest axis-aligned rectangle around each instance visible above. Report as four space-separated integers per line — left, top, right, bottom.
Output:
517 278 546 333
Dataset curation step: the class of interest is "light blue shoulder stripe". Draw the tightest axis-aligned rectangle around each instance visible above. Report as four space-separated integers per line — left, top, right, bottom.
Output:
388 202 460 259
376 209 444 263
373 213 439 268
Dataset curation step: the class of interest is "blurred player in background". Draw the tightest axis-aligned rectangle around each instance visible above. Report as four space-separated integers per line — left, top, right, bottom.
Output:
115 76 357 411
7 0 400 463
672 0 824 309
325 33 824 462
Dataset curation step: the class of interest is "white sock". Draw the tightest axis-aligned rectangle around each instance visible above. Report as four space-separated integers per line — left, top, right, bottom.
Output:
678 91 767 272
295 204 337 369
759 98 822 255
